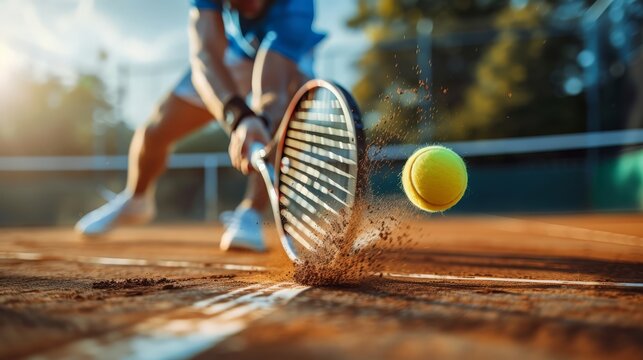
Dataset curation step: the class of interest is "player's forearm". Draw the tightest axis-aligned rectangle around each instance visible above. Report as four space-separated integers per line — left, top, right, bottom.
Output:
188 9 239 125
190 53 238 119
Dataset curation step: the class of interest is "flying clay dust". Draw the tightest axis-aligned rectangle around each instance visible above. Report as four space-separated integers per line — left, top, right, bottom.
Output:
292 200 413 286
291 76 432 286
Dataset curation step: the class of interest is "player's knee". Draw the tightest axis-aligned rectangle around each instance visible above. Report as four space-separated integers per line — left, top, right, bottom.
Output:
140 115 170 149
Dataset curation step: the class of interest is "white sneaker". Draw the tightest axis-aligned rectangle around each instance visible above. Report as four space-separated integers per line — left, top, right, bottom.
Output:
75 191 156 236
220 208 266 252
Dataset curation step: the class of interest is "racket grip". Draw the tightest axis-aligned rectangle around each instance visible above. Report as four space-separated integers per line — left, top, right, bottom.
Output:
249 142 275 184
249 142 266 169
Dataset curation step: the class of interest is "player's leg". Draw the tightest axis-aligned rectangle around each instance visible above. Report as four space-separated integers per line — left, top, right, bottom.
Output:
127 93 213 196
217 52 269 251
219 49 311 251
236 67 308 211
245 48 310 209
75 87 213 235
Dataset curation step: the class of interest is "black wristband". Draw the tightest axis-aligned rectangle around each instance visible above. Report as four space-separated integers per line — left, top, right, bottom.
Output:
222 95 255 134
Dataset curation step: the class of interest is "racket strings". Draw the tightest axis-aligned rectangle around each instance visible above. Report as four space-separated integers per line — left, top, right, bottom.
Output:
278 87 360 252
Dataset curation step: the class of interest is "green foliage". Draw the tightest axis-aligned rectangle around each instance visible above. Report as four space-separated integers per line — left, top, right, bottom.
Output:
0 72 132 155
349 0 586 143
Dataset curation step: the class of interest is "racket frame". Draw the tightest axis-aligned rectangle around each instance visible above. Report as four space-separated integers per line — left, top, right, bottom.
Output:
251 79 365 263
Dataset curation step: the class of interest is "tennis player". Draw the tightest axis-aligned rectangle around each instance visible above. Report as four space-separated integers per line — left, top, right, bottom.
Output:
75 0 325 252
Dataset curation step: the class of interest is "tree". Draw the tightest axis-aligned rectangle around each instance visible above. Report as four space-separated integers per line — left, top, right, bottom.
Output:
348 0 586 143
0 71 131 156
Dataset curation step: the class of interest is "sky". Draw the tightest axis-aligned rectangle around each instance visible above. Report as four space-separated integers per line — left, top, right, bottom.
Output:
0 0 369 128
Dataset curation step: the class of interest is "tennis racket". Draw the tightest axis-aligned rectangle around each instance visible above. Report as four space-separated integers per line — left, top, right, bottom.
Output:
249 79 365 263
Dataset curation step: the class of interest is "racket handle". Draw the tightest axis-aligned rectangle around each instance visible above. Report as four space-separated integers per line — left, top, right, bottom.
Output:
249 142 275 185
249 142 266 163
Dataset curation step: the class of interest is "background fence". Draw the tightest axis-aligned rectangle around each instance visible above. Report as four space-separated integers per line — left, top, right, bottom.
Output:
1 130 640 227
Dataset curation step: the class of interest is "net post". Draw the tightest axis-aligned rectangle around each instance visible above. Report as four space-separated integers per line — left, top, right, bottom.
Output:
204 156 219 221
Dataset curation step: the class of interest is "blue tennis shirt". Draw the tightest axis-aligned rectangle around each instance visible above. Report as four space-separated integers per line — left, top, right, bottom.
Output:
190 0 325 63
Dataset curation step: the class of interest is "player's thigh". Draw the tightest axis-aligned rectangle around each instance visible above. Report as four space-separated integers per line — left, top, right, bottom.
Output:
250 49 312 131
226 51 253 96
145 92 214 145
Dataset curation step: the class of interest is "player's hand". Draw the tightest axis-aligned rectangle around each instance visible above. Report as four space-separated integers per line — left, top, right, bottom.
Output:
229 116 270 175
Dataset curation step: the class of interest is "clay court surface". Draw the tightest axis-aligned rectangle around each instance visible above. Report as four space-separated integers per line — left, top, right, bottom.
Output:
0 214 641 359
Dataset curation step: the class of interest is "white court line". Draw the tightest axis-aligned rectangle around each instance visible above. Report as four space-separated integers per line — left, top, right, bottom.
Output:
382 272 643 288
3 251 640 289
32 282 309 360
0 251 267 272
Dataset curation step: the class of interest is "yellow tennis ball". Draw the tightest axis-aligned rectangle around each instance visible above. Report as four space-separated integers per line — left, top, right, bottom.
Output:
402 145 468 212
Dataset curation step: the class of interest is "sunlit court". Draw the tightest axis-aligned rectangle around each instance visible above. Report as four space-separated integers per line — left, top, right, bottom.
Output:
0 1 642 359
